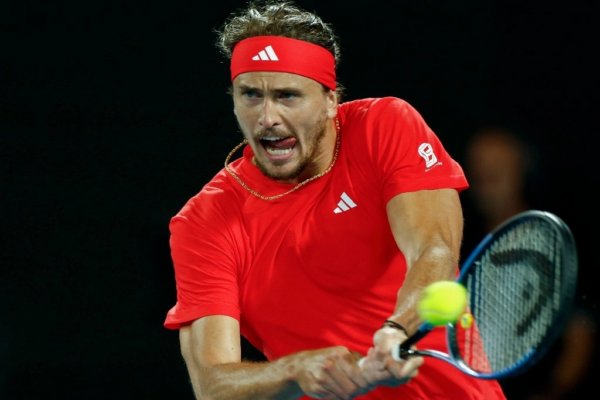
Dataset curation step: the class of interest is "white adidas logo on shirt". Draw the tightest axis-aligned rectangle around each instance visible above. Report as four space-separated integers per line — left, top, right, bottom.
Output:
252 45 279 61
334 192 357 213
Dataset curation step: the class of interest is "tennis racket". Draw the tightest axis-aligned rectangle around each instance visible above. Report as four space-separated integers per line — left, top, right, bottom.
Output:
392 210 578 380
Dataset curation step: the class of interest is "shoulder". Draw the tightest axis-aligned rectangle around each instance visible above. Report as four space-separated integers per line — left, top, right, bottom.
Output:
337 97 426 143
173 168 246 229
338 97 416 121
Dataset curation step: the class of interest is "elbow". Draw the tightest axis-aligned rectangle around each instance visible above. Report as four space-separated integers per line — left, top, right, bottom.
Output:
184 362 215 400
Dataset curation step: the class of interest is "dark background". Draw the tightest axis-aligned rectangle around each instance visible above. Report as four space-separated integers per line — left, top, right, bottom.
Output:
1 0 598 399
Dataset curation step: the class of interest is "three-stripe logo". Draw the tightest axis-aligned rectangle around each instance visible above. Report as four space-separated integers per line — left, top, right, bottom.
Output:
334 192 357 214
252 45 279 61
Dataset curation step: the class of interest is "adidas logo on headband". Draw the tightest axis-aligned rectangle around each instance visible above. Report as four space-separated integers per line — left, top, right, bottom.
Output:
252 45 279 61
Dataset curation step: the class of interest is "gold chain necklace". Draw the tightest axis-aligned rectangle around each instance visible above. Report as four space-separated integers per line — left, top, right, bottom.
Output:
224 119 341 201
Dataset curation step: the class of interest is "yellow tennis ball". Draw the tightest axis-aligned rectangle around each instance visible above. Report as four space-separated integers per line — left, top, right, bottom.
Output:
417 281 467 326
460 313 474 329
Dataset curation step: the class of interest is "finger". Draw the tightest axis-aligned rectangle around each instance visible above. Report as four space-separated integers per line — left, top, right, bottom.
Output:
385 354 424 380
370 345 397 370
359 355 394 383
400 356 424 378
360 348 420 387
314 357 364 399
300 369 343 400
363 358 412 388
304 372 344 400
328 359 371 397
349 350 365 361
373 326 408 355
338 356 371 390
334 349 372 391
358 348 384 375
361 347 385 370
362 365 396 384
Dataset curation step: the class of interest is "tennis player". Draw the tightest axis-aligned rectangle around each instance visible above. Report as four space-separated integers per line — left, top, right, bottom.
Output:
164 1 507 399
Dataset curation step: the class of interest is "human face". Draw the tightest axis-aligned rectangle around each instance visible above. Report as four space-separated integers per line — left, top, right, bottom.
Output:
466 132 526 215
232 72 338 183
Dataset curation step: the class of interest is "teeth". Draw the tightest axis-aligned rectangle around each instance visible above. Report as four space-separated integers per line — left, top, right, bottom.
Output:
266 147 292 156
261 136 283 141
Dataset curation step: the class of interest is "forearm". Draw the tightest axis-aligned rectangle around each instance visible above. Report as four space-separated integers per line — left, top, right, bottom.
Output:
181 317 369 400
187 357 303 400
385 188 463 334
390 245 459 333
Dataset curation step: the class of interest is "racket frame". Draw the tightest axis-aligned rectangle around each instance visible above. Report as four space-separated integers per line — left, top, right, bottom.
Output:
393 210 578 380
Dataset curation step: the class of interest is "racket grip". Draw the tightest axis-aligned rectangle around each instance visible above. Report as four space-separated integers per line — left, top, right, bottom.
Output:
399 333 421 349
392 323 432 361
391 343 415 362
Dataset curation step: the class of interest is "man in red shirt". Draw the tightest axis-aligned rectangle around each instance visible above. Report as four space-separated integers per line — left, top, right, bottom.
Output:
164 1 507 399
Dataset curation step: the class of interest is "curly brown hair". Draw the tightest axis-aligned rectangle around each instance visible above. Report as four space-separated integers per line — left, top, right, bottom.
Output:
216 0 345 101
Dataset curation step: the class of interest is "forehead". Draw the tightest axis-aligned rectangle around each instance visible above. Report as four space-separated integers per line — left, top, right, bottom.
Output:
233 71 321 90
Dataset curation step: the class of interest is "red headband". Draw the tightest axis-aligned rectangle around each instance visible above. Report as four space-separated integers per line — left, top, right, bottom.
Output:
230 36 336 90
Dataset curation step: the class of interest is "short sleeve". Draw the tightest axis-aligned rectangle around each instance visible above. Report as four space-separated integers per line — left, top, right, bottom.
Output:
367 98 468 204
163 190 242 330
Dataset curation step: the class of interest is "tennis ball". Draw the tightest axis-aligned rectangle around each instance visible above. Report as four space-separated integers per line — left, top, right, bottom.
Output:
460 313 474 329
417 281 467 326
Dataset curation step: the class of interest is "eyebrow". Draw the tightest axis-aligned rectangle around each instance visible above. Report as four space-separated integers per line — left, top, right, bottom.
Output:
237 84 302 94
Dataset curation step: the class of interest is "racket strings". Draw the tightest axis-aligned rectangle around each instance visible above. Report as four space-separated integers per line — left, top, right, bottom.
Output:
457 218 567 374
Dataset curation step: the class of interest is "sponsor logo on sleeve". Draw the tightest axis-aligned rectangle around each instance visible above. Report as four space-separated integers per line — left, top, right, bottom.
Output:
418 143 443 171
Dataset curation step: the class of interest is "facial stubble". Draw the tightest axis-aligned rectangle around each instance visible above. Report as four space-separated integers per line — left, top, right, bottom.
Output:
251 112 329 182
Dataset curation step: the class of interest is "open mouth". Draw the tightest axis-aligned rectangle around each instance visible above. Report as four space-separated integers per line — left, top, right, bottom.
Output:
259 136 297 156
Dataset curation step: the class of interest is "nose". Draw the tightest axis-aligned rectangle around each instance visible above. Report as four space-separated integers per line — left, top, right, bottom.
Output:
258 99 282 129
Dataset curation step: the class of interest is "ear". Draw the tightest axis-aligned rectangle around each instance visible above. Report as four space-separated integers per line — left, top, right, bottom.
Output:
325 89 338 119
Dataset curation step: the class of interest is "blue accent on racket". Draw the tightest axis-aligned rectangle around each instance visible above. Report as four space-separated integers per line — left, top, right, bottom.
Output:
393 210 578 380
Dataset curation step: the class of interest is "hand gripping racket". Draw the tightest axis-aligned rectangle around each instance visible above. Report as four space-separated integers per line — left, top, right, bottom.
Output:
392 210 578 380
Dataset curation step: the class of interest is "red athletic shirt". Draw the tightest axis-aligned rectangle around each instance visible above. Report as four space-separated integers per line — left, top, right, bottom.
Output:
164 97 506 399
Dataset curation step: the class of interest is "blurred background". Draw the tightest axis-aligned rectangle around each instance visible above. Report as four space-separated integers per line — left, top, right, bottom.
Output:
1 0 598 398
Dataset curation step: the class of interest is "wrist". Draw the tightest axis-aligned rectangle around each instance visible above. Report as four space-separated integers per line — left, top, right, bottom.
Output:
382 320 409 336
279 355 308 398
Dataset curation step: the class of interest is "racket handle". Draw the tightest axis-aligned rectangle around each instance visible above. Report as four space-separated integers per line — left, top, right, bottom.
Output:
393 323 433 361
391 345 402 362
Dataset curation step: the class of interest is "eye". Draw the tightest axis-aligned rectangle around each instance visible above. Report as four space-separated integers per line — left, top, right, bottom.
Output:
242 90 260 99
280 92 296 99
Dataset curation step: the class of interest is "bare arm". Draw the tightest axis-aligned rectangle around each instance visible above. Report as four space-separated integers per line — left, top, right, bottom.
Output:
179 192 452 399
361 188 463 375
180 315 372 400
385 188 464 332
